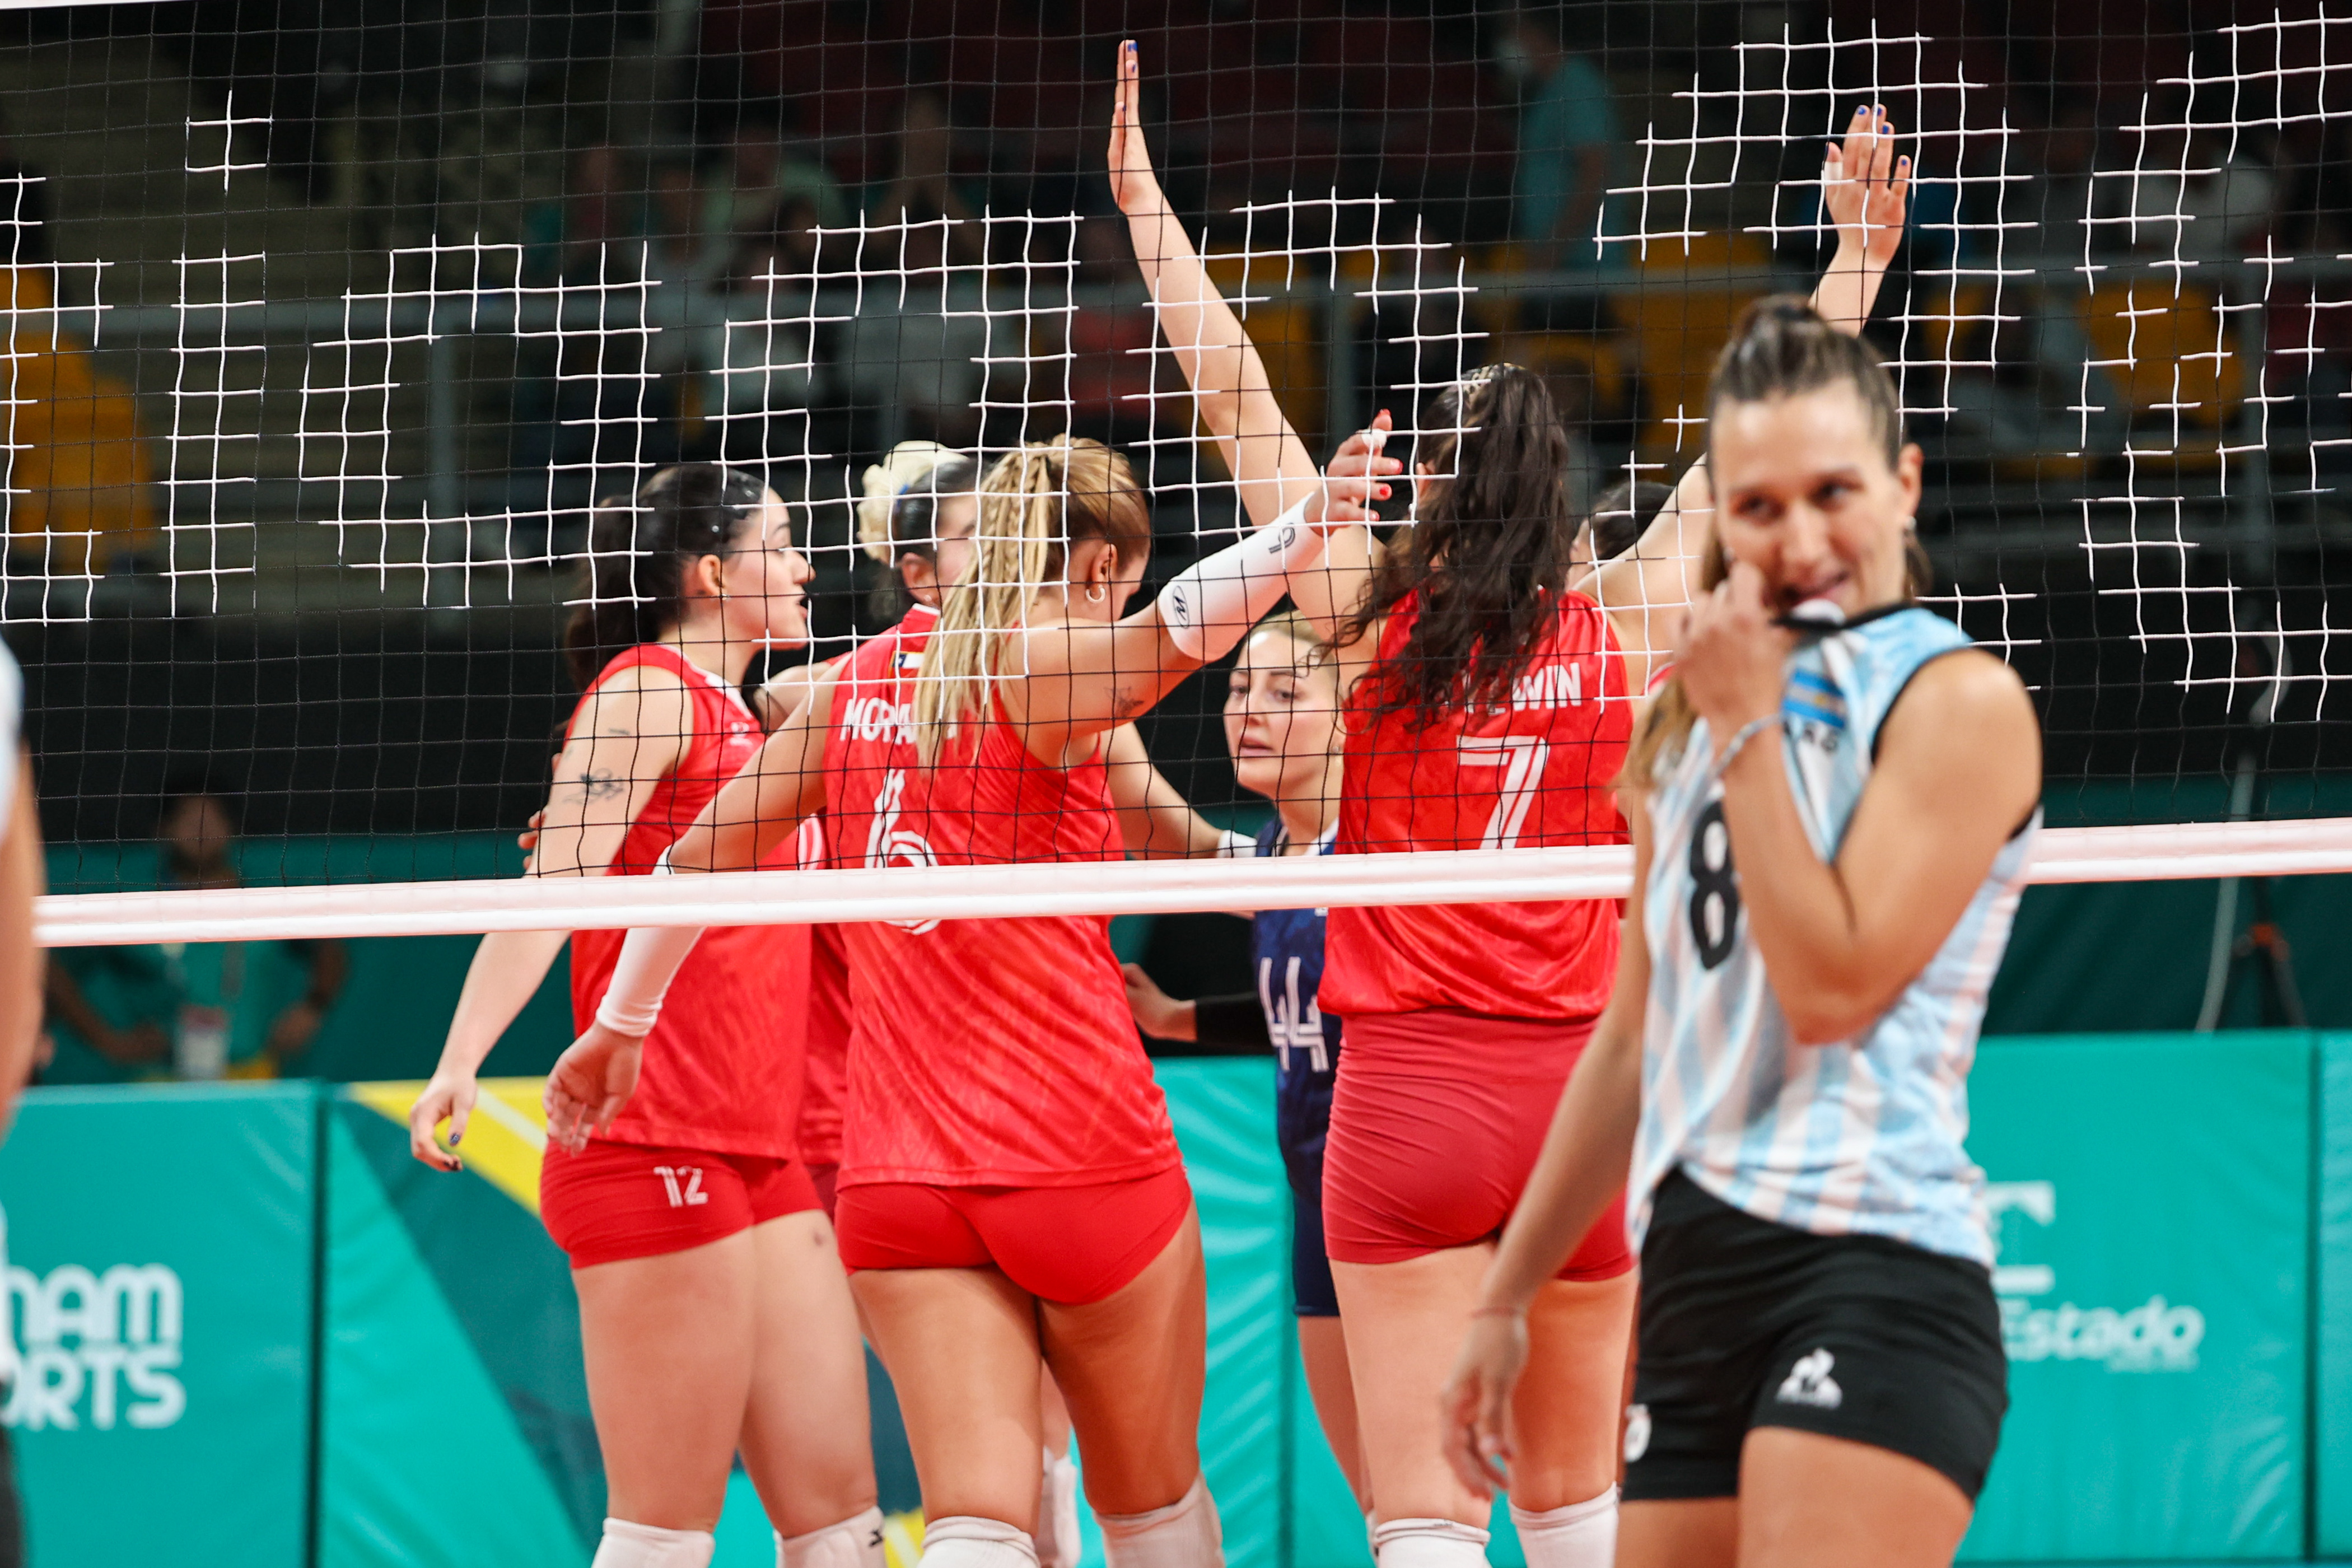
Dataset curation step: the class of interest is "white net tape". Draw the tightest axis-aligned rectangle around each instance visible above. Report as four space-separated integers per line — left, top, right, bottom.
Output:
37 819 2352 947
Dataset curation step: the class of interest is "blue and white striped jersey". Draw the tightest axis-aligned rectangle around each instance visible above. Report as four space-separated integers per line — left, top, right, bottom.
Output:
1632 605 2038 1267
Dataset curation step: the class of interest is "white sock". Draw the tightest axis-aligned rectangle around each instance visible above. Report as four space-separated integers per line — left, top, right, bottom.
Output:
591 1518 716 1568
779 1506 886 1568
920 1515 1040 1568
1509 1489 1617 1568
1370 1517 1489 1568
1033 1448 1082 1568
1096 1473 1222 1568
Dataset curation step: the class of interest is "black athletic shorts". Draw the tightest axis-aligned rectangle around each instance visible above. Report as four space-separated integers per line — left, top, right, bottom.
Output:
1621 1170 2009 1504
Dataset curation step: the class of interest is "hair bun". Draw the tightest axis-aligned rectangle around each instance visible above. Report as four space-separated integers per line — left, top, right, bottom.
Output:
858 440 956 563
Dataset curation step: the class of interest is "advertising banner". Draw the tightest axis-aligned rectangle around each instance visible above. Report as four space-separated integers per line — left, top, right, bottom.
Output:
1961 1033 2310 1561
0 1081 318 1568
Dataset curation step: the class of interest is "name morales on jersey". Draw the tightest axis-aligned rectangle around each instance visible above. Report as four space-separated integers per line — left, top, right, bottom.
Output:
841 694 916 745
1509 661 1588 711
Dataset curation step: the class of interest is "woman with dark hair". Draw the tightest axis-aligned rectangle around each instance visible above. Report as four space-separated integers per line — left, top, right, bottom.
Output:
407 464 882 1568
542 430 1377 1568
1442 296 2038 1568
1572 478 1676 582
1108 43 1911 1566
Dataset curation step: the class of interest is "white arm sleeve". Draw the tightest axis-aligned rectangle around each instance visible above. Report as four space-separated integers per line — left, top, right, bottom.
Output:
1157 497 1324 662
589 847 702 1036
593 922 705 1036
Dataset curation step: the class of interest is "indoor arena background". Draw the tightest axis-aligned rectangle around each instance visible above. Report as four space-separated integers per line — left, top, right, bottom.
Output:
2 0 2350 1564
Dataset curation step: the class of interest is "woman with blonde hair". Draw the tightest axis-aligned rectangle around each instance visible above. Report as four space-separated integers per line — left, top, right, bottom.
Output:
540 432 1377 1568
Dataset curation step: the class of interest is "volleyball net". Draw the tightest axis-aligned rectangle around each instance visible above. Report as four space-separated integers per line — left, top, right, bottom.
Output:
4 2 2351 944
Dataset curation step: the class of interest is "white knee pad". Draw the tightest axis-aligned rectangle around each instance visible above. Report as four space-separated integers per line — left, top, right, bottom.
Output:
1509 1488 1617 1568
1096 1473 1222 1568
1370 1517 1490 1568
919 1515 1040 1568
591 1518 717 1568
1033 1447 1082 1568
778 1506 886 1568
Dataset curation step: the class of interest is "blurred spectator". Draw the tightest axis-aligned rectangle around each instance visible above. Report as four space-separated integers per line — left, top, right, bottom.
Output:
1504 11 1620 273
521 144 651 285
1060 214 1162 444
0 115 49 267
867 91 988 274
705 123 849 250
2021 102 2122 264
2123 109 2276 264
2266 127 2352 487
838 92 992 445
704 199 824 462
40 792 347 1085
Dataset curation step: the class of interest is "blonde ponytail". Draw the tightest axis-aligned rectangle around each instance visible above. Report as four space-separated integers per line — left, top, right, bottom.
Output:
912 437 1150 764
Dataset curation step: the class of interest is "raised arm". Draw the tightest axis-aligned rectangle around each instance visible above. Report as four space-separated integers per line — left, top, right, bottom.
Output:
542 679 839 1150
1586 107 1910 680
1110 40 1322 531
669 675 837 873
410 666 690 1169
1102 723 1229 859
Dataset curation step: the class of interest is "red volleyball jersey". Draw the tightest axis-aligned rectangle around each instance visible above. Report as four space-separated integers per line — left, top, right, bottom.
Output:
822 616 1180 1188
1319 590 1631 1021
800 919 852 1168
567 643 810 1158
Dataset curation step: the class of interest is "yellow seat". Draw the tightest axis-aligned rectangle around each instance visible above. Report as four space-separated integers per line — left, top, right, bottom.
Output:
2076 282 2246 430
2 266 159 576
1610 233 1772 455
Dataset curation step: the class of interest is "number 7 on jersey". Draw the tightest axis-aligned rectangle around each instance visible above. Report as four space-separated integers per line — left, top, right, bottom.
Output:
1457 735 1551 851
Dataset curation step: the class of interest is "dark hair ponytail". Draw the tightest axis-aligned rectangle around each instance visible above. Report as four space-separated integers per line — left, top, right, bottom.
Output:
1334 363 1578 726
1582 478 1676 564
564 464 767 689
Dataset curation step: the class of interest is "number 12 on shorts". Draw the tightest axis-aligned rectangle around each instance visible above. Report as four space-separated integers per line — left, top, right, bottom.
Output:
1458 735 1551 851
654 1165 708 1208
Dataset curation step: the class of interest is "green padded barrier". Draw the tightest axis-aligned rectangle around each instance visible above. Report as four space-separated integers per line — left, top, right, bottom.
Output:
1160 1058 1291 1568
2317 1035 2352 1557
0 1081 316 1568
320 1112 586 1567
1962 1033 2311 1561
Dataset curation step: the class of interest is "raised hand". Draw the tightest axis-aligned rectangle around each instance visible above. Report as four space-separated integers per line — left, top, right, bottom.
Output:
1822 104 1911 269
1107 40 1163 217
1316 410 1402 530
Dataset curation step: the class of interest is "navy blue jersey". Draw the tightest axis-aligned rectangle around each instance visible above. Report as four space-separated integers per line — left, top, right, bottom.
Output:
1254 819 1345 1170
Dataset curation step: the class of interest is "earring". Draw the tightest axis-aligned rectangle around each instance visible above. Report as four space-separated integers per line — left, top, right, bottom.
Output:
1086 584 1106 604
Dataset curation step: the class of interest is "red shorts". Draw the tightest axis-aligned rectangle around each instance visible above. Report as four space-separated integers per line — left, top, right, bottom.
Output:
833 1165 1193 1305
539 1138 821 1270
1322 1010 1632 1279
808 1162 840 1221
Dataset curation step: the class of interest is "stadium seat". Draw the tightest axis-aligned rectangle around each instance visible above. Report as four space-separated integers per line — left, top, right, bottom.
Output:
2076 281 2247 429
1610 232 1774 455
0 267 159 576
